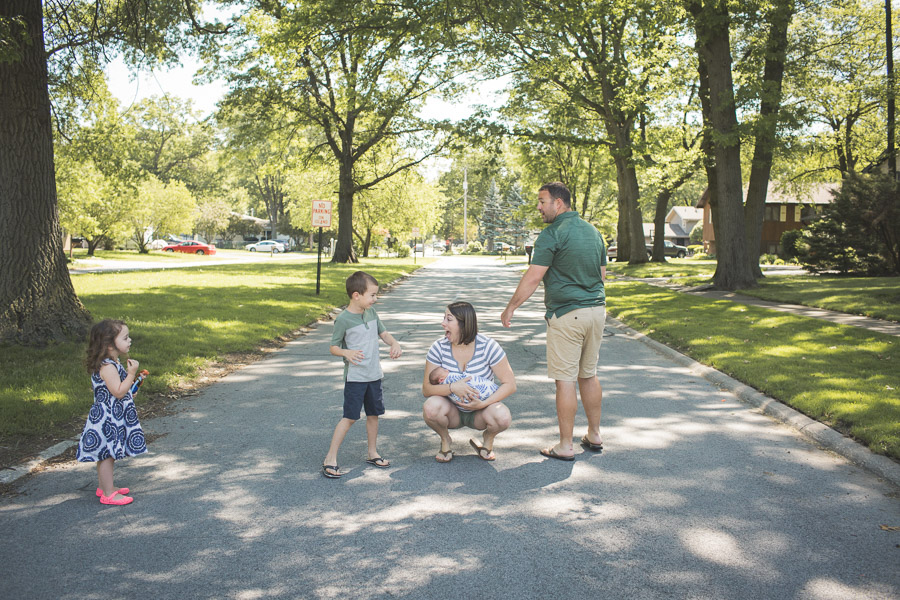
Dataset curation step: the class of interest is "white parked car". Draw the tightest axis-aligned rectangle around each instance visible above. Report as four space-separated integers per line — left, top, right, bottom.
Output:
245 240 286 253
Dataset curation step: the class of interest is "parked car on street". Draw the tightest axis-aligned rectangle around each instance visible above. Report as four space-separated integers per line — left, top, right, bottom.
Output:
607 240 688 261
245 240 286 253
162 240 217 255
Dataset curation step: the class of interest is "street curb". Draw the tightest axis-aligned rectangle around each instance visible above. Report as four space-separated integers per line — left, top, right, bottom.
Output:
0 439 77 485
607 316 900 489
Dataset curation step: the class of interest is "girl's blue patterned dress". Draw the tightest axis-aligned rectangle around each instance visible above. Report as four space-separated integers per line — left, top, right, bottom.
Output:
77 358 148 462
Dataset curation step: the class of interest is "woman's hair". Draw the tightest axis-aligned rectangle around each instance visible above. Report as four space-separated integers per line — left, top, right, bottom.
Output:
85 319 126 373
447 301 478 345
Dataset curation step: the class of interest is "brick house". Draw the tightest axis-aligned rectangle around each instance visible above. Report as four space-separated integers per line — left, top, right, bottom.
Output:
696 183 838 255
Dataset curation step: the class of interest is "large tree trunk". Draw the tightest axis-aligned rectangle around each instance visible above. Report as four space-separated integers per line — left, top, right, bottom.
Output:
745 0 794 277
0 0 92 345
331 160 358 263
650 189 672 262
689 0 756 290
608 129 647 265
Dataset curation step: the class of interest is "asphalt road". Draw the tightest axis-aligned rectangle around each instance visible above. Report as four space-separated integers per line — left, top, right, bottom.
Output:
1 256 898 599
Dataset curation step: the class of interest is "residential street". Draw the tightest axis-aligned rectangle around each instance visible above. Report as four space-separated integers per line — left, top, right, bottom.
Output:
1 256 898 600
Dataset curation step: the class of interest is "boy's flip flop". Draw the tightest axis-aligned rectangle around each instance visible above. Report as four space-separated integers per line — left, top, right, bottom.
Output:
322 464 343 478
366 457 390 468
469 438 496 461
540 447 575 461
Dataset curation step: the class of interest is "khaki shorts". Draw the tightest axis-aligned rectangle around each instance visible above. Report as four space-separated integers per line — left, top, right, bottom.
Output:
546 305 607 381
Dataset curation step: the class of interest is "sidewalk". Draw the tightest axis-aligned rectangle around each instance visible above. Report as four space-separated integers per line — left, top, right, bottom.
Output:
625 276 900 336
1 256 897 600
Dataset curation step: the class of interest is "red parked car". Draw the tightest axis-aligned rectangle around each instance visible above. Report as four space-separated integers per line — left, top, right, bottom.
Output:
162 240 217 255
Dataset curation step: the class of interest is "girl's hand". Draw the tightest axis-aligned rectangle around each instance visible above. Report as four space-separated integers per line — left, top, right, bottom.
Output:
126 359 139 374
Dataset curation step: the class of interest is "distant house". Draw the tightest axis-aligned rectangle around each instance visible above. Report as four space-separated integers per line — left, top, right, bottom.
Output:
695 182 838 256
642 206 703 247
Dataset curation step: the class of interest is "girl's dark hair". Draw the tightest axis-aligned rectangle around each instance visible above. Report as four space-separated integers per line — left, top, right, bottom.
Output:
85 319 126 373
447 301 478 345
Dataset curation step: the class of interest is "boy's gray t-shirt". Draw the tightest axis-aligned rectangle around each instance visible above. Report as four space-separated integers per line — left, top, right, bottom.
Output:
331 307 386 382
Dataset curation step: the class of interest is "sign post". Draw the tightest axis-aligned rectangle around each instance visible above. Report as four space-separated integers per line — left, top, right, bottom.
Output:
311 200 333 295
411 227 420 264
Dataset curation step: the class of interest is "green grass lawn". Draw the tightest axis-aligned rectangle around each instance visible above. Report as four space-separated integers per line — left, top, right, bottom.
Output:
0 259 427 444
738 275 900 322
607 259 717 279
607 281 900 459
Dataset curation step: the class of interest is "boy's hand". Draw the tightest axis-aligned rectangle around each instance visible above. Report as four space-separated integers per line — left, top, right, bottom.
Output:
389 342 402 359
344 349 365 364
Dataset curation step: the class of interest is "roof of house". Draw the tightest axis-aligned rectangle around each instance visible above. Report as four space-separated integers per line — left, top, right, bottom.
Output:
643 223 680 239
695 182 838 208
667 206 703 223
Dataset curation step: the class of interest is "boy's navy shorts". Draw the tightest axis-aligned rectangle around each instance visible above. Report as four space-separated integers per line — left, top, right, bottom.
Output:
343 379 385 420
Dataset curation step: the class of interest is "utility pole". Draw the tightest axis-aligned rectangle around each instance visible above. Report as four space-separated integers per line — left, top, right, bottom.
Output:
463 167 468 246
887 0 896 178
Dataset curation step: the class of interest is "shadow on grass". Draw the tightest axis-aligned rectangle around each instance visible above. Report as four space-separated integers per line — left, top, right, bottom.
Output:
608 282 900 459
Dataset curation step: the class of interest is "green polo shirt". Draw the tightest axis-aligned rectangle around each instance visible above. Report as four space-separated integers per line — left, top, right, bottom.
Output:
531 210 607 319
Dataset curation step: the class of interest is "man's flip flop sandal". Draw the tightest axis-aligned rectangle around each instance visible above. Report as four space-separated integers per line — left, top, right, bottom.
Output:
580 435 604 452
322 464 342 478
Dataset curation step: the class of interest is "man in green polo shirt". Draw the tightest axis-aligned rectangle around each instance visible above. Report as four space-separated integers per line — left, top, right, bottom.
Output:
501 181 607 461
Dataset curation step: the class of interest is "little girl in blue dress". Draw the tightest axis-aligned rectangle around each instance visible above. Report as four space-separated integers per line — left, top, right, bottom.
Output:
77 319 148 505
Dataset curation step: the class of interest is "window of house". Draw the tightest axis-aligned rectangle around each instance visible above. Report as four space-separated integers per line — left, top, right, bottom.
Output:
780 205 788 222
764 205 779 221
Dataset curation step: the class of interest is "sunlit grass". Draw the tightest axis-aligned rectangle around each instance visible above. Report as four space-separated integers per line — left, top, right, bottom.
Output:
606 259 716 279
738 275 900 322
0 259 425 441
607 281 900 459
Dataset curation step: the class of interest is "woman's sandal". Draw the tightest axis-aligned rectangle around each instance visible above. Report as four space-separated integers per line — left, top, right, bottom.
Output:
366 456 390 468
469 438 496 461
322 464 343 478
435 450 454 463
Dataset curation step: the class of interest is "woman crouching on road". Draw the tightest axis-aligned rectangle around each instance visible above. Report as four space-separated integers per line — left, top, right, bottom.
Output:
422 301 516 462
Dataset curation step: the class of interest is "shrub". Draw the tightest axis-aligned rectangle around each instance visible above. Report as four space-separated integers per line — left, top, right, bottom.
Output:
396 245 410 258
691 252 710 260
687 244 703 255
760 253 778 265
794 174 899 275
689 222 704 244
463 241 483 254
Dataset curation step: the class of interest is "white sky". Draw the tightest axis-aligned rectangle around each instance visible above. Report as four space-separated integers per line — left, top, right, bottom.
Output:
106 58 508 181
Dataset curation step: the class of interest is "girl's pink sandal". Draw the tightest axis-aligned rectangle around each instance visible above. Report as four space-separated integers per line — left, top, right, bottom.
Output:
99 492 133 506
96 487 129 497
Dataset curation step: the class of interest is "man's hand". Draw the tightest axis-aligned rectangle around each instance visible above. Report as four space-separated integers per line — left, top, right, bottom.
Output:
500 307 514 328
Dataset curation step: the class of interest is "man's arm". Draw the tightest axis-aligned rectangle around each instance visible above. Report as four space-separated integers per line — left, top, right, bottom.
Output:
501 264 549 327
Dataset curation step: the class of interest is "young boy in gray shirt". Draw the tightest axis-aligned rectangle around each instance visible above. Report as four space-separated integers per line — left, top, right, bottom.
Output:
322 271 401 478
